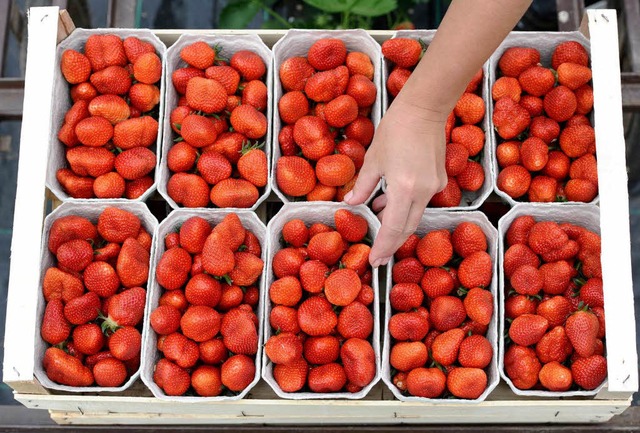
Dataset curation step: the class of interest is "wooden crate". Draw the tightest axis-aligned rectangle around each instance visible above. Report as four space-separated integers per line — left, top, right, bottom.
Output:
2 6 637 425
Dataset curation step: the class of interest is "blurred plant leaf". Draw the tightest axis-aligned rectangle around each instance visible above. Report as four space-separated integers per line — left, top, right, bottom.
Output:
219 0 262 29
351 0 398 17
302 0 357 13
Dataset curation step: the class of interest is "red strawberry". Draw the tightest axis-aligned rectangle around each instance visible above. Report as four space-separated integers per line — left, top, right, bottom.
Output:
504 344 541 390
575 84 594 114
123 36 155 63
150 305 181 335
303 335 340 365
90 65 131 95
299 260 329 294
272 247 305 279
579 277 603 308
341 243 370 276
229 251 263 286
420 268 454 298
305 66 349 102
341 338 376 388
463 287 493 326
382 38 423 68
93 358 127 388
536 325 573 364
116 237 150 288
56 239 93 272
103 286 146 329
451 125 485 157
279 56 315 92
447 368 487 399
179 216 212 254
72 323 105 355
278 90 309 124
338 301 374 340
566 310 599 357
559 124 595 158
74 116 113 148
536 296 572 328
114 147 156 181
308 363 347 393
416 230 453 267
492 76 522 102
406 367 446 398
230 104 267 140
41 299 71 345
334 209 368 243
154 358 190 396
43 347 94 387
308 38 347 71
42 267 84 303
499 47 540 77
544 86 577 122
181 41 216 69
458 335 492 368
84 34 127 71
209 178 259 208
390 341 428 372
238 145 268 188
452 222 487 258
552 41 589 69
93 242 121 263
429 296 466 332
172 67 205 94
167 173 210 207
307 231 343 266
270 305 301 334
220 308 258 355
431 328 465 366
504 244 540 278
60 49 91 84
97 207 140 243
454 93 485 125
324 268 361 307
510 264 543 296
389 283 423 312
108 326 141 361
493 97 531 140
112 116 158 150
242 79 268 111
133 52 161 84
389 311 429 342
199 338 228 365
181 305 221 343
509 314 549 346
190 365 223 397
66 146 114 179
496 141 521 168
345 116 375 147
557 62 592 90
185 274 222 307
70 82 98 102
230 50 265 81
282 219 309 248
572 355 606 390
298 296 338 336
83 261 119 298
518 65 555 96
347 74 376 108
265 332 303 366
458 251 492 289
274 358 308 393
324 95 359 128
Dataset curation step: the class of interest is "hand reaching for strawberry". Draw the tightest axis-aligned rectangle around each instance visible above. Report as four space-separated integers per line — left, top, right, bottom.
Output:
345 0 533 267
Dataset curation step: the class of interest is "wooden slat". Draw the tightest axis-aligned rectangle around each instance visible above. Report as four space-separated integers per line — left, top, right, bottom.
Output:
556 0 584 31
622 0 640 72
0 0 10 74
0 78 25 118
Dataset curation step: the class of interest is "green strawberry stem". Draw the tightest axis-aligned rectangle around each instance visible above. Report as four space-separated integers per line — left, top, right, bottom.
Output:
241 141 265 155
98 312 121 335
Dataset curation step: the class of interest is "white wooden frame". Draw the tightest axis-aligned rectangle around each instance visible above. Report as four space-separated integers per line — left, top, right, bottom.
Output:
2 7 636 425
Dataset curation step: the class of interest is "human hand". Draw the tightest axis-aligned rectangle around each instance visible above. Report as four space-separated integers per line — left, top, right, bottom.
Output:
343 100 448 268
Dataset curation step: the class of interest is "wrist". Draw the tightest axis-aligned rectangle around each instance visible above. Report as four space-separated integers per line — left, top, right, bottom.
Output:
388 95 450 125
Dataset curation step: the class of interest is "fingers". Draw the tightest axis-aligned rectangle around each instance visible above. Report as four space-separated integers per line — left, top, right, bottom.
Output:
343 157 380 205
369 189 411 267
371 194 387 213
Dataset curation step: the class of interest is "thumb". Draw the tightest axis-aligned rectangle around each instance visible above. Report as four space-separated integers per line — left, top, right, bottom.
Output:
344 157 381 205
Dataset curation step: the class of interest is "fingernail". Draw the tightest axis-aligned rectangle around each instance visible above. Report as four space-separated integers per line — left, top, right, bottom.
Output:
371 258 382 268
380 256 391 266
343 191 353 203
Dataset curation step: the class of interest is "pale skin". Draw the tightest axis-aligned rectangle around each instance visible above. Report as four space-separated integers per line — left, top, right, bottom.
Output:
344 0 533 267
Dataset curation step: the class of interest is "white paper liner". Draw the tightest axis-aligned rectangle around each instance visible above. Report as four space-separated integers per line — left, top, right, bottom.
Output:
158 34 273 211
34 201 159 392
47 28 167 202
140 209 266 401
488 31 599 207
380 30 494 211
270 29 382 204
262 202 382 399
497 203 606 396
381 211 500 403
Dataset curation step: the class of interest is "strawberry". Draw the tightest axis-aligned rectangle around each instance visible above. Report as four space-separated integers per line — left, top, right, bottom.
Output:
298 296 338 336
70 82 98 102
334 209 368 243
345 116 375 146
456 161 485 192
429 296 466 331
190 365 223 397
178 216 212 254
307 38 347 71
493 97 531 140
308 363 347 393
420 268 454 298
282 219 309 248
82 261 119 298
389 283 423 312
210 178 260 208
499 47 541 77
454 92 485 125
228 251 263 286
199 338 228 365
230 104 267 139
447 368 487 399
538 361 572 392
56 239 93 272
133 52 161 84
205 65 240 94
504 344 541 390
552 41 589 69
112 116 158 150
544 85 577 122
509 314 549 346
74 116 113 147
197 151 232 185
465 68 483 93
458 251 492 289
324 95 359 128
92 172 124 199
451 124 485 157
185 77 227 114
560 125 595 160
429 177 462 207
279 125 299 156
346 74 376 108
324 268 361 307
431 328 465 366
274 359 308 393
93 358 127 387
416 230 452 267
42 267 84 303
536 325 573 364
242 80 268 112
93 242 121 263
123 36 155 63
272 248 305 279
528 221 569 255
566 310 599 357
345 51 374 80
510 264 543 296
303 336 340 365
212 213 246 250
172 67 205 94
406 367 446 398
356 284 374 306
238 145 268 187
181 41 216 69
306 66 349 102
279 56 315 92
506 215 536 246
338 301 374 339
504 244 540 278
60 49 91 84
265 332 303 365
270 305 301 334
58 122 79 147
543 151 571 181
572 355 606 390
299 260 329 294
90 65 131 95
114 147 156 180
452 222 487 258
185 273 222 307
492 76 522 102
156 247 191 290
72 323 105 355
43 347 94 387
102 285 146 328
557 62 592 90
463 287 493 326
108 326 141 361
180 115 218 148
536 295 572 328
154 358 190 396
278 90 309 124
87 95 130 125
115 238 148 289
41 299 71 345
150 305 181 335
220 308 258 355
458 335 492 368
84 34 127 71
569 154 598 185
221 353 256 392
528 116 560 145
520 95 544 117
395 234 420 260
181 305 221 343
97 207 140 243
270 276 303 307
47 215 97 254
518 65 555 96
308 231 343 266
341 243 370 276
505 294 538 319
382 38 423 68
445 142 469 176
390 341 428 372
230 50 265 81
243 230 262 257
341 338 376 387
159 289 188 313
167 173 210 207
574 84 594 114
579 277 603 308
217 286 244 314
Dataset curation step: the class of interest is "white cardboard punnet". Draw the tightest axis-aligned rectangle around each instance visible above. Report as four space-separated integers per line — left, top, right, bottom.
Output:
489 31 599 206
497 203 605 396
47 28 166 202
158 34 273 211
141 209 266 401
263 202 381 399
34 201 158 392
381 211 500 402
271 30 382 204
381 30 494 210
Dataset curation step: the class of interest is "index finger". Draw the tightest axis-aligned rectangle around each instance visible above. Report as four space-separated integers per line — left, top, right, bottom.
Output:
370 187 411 267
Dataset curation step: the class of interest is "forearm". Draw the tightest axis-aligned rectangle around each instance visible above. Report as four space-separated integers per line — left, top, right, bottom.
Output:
395 0 532 120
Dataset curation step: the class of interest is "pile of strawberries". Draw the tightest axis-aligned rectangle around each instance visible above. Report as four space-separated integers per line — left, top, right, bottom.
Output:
388 222 494 399
382 38 487 207
57 35 161 199
275 39 377 201
149 214 263 397
503 216 606 392
493 41 598 203
40 207 151 387
265 209 377 394
166 42 268 208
